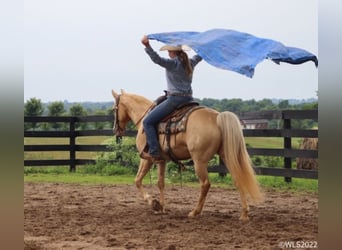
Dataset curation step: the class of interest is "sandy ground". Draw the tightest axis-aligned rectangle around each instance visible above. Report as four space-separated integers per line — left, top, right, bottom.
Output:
24 182 318 250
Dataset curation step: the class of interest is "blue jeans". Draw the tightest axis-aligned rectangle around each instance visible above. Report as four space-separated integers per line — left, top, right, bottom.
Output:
143 95 193 155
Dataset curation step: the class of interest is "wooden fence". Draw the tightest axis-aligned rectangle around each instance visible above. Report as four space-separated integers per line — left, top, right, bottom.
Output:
24 110 318 181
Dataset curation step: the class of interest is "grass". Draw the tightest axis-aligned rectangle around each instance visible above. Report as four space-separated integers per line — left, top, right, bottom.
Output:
24 166 318 193
208 173 317 193
255 176 318 193
24 136 113 160
245 137 302 149
24 136 112 145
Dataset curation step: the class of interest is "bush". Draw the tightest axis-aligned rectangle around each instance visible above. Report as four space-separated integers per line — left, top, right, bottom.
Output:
106 137 141 171
85 137 140 175
251 155 283 168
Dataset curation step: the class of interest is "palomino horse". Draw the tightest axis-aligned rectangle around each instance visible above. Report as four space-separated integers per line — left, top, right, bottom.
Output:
112 89 263 220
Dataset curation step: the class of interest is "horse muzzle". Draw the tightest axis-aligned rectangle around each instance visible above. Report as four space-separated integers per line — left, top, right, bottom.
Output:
113 126 125 137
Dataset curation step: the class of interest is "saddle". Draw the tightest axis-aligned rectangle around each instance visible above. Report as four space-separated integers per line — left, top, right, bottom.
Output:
142 101 204 165
157 101 203 135
159 102 204 165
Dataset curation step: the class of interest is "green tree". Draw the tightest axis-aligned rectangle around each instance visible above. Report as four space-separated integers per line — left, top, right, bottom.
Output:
93 110 107 130
69 104 87 116
47 101 65 116
69 104 88 129
256 98 275 110
47 101 65 130
302 102 318 110
278 100 289 109
24 98 44 130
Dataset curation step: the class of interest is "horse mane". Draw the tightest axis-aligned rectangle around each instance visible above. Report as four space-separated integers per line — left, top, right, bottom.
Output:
127 93 152 106
120 92 153 123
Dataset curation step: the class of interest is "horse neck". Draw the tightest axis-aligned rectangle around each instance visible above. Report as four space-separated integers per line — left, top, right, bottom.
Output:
122 94 152 129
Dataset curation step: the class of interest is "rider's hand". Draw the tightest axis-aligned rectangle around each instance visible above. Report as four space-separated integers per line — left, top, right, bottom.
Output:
141 35 150 47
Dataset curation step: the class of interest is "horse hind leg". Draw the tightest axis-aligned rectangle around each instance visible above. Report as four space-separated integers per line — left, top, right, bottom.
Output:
237 183 250 221
220 155 250 221
188 160 211 217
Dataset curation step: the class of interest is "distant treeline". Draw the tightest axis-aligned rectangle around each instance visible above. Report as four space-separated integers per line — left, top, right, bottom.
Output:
36 97 317 115
24 97 317 131
198 97 317 113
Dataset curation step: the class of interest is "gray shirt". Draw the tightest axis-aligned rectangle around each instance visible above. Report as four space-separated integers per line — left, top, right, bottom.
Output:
145 46 202 95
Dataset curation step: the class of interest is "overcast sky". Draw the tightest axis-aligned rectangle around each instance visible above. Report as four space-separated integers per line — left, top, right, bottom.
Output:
24 0 318 102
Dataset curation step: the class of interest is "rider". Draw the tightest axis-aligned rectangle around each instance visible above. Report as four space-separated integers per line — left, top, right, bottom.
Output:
141 35 202 161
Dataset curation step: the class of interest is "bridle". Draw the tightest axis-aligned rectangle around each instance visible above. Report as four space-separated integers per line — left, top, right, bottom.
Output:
113 95 125 143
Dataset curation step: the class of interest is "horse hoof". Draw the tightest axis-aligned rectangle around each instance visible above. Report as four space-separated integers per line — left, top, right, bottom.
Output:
188 210 199 218
239 215 250 221
144 194 152 205
152 199 163 212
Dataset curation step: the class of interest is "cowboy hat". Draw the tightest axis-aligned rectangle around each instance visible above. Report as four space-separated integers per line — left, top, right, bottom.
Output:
159 45 183 51
159 44 191 51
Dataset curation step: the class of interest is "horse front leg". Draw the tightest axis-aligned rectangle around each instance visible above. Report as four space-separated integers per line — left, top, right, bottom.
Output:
152 161 166 213
135 158 154 205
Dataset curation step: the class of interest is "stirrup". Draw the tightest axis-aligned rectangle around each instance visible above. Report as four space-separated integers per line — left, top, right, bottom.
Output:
139 151 165 163
151 154 165 163
139 150 150 160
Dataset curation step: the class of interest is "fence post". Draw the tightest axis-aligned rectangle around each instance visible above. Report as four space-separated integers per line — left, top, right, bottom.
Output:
69 118 76 172
283 115 292 183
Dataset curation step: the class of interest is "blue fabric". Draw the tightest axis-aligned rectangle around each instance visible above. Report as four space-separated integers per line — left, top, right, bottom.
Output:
147 29 318 78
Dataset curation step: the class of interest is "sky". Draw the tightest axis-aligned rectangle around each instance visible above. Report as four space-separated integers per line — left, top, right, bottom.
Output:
24 0 318 103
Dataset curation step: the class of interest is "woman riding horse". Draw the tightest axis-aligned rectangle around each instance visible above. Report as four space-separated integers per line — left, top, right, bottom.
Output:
141 35 202 162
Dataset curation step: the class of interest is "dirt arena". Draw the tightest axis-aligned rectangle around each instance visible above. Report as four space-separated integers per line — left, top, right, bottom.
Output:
24 182 317 249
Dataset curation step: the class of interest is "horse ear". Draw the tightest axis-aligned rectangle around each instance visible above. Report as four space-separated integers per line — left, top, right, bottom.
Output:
111 89 119 99
120 89 126 95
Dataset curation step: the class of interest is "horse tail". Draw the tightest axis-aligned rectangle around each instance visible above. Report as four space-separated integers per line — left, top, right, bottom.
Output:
217 111 264 204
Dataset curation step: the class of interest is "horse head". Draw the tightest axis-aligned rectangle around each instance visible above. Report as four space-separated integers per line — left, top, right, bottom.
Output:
111 89 130 137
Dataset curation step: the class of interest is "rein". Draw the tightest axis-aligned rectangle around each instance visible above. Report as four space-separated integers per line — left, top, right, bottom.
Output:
114 94 154 137
134 103 155 127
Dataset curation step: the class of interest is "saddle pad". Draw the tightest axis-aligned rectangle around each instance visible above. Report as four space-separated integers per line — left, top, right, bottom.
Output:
158 105 204 134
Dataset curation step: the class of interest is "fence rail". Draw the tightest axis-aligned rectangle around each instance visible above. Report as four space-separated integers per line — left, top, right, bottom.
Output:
24 110 318 181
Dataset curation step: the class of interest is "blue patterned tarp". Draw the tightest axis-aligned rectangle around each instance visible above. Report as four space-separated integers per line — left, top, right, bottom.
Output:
148 29 318 78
